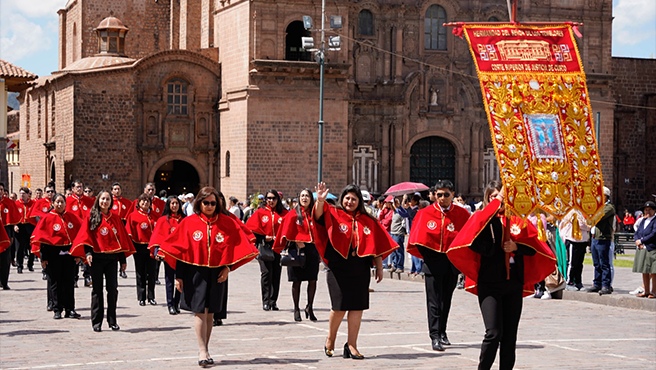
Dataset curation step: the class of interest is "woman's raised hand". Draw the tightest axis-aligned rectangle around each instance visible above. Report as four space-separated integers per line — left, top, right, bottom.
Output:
315 182 330 203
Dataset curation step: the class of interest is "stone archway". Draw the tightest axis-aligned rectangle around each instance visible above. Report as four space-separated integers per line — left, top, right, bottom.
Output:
409 136 456 187
153 160 201 197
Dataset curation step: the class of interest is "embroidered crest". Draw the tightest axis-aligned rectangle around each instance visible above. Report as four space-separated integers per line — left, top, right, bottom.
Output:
99 227 109 236
112 205 118 210
42 207 48 212
427 220 437 230
82 206 88 211
339 223 349 233
53 224 61 231
156 208 160 213
363 226 371 235
215 233 224 243
262 216 269 223
72 205 78 211
68 222 74 229
193 231 203 241
446 223 455 232
2 208 7 213
140 222 148 230
510 224 522 236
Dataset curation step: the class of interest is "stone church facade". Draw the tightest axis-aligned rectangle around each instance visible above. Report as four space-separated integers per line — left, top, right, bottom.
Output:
16 0 653 211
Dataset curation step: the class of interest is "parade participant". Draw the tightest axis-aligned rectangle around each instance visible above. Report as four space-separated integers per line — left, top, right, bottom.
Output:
84 187 96 202
131 183 165 221
149 196 185 314
157 187 258 367
14 187 38 273
30 194 82 319
0 183 20 290
71 191 135 332
66 180 95 219
633 201 656 298
110 182 132 223
125 193 157 306
407 180 471 351
0 219 11 290
35 188 43 200
246 189 288 311
314 182 398 359
28 185 55 221
446 181 555 370
276 188 322 322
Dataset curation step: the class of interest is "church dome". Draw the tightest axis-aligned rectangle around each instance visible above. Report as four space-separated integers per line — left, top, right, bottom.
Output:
94 16 129 56
96 16 128 31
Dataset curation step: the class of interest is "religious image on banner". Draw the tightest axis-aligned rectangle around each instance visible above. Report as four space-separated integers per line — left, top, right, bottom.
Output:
455 24 604 223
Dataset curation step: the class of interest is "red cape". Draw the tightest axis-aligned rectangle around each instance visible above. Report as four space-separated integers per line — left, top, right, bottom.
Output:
111 196 133 220
275 208 325 254
245 206 288 237
125 209 155 244
227 212 256 243
130 197 165 221
157 213 258 270
66 195 94 219
0 197 21 225
28 198 53 221
70 212 135 260
148 214 183 257
15 199 37 225
408 203 471 257
0 219 10 253
30 211 82 258
315 204 398 264
446 199 556 297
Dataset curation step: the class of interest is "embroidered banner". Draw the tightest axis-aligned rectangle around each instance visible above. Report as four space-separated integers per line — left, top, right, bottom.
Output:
461 24 604 221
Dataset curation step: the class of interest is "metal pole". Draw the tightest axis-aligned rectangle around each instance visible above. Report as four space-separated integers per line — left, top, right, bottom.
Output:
317 0 326 183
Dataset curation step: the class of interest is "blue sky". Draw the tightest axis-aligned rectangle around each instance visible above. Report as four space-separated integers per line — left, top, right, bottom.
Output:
0 0 654 77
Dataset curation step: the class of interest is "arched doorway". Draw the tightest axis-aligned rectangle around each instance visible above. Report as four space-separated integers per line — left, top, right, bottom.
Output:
154 160 200 197
410 136 456 187
285 21 312 61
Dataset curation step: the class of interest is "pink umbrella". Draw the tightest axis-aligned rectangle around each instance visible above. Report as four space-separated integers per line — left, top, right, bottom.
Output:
384 182 429 197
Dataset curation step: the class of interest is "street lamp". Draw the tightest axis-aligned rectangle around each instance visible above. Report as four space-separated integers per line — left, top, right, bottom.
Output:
303 2 341 183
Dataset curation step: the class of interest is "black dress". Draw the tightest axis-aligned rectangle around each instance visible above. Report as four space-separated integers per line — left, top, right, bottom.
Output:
286 242 320 282
177 261 226 314
324 241 372 311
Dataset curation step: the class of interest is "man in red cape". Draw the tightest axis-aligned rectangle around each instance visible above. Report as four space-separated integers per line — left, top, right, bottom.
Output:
66 180 95 219
130 183 165 221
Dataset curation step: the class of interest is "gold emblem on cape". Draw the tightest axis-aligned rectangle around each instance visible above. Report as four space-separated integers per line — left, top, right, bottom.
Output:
53 224 61 231
446 223 455 232
427 220 437 230
216 233 224 243
192 230 203 241
363 226 371 235
510 224 522 236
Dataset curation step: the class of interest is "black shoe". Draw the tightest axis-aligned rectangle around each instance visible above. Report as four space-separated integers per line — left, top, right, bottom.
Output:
271 303 279 311
109 324 120 331
213 318 223 326
198 359 209 368
73 281 78 288
28 266 34 272
139 300 146 306
42 273 48 280
168 306 177 315
119 271 127 279
587 286 601 293
155 279 161 285
431 338 445 351
65 310 81 319
84 278 92 287
263 304 270 311
2 285 10 290
17 267 22 274
599 287 612 295
439 333 451 346
294 309 302 322
148 299 157 306
324 346 334 357
175 306 181 314
93 325 102 332
53 311 62 320
343 343 364 359
47 302 54 311
206 358 214 365
305 306 317 321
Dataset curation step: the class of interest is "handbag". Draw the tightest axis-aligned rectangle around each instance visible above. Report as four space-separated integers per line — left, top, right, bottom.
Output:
280 243 306 267
545 269 566 293
257 239 275 262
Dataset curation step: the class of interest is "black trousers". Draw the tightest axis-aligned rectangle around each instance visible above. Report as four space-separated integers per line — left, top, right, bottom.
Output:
90 254 119 327
477 283 523 370
133 243 157 301
258 253 281 306
164 261 180 308
15 223 35 269
420 248 458 340
43 246 76 312
0 226 13 287
214 279 228 320
566 240 588 286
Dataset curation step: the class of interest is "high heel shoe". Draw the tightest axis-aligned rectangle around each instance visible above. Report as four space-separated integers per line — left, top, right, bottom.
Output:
343 343 364 359
324 346 333 357
304 306 317 321
293 309 302 322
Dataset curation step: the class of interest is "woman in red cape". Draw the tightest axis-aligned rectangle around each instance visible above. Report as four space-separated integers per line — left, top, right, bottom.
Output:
245 189 288 311
314 182 398 360
30 193 82 319
446 181 556 370
157 187 258 367
71 191 135 332
125 193 157 306
149 196 185 315
275 188 323 322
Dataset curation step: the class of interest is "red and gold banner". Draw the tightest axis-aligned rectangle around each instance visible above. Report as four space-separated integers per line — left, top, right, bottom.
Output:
461 24 604 221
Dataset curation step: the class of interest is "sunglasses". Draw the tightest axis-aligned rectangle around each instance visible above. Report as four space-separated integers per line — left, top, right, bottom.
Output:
202 201 217 207
435 192 451 198
46 190 55 193
84 190 92 193
266 197 276 200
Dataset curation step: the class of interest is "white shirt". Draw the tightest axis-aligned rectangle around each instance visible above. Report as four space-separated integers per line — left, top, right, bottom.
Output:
643 215 655 230
559 209 591 243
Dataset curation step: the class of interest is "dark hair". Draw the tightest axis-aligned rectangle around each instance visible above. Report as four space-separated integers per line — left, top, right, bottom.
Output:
295 188 315 223
483 180 503 207
265 189 285 215
162 195 185 220
36 188 43 192
217 192 229 212
89 191 113 231
84 186 93 191
411 194 422 203
136 193 151 211
159 190 167 198
429 186 436 194
144 182 155 189
0 182 6 189
193 187 229 216
229 196 238 205
71 180 83 188
337 184 377 221
50 193 67 212
434 180 454 192
19 187 29 193
112 182 122 189
47 181 55 188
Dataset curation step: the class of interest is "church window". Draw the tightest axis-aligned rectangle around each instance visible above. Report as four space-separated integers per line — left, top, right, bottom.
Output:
167 78 189 116
285 21 312 61
488 16 500 22
359 10 374 36
425 5 447 50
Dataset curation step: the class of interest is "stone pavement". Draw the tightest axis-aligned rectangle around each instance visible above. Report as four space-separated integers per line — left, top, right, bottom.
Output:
1 260 655 370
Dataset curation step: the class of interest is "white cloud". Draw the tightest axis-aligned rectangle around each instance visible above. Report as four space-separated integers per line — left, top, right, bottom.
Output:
0 13 51 63
613 0 656 46
2 0 63 19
